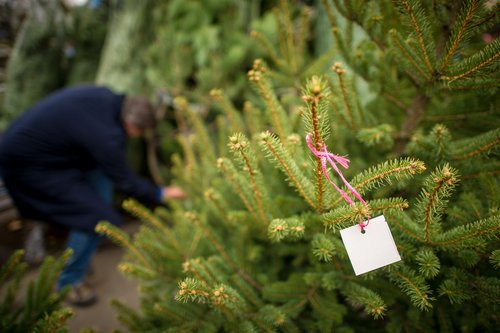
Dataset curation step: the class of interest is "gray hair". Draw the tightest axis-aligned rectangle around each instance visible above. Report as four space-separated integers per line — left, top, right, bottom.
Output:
121 96 156 130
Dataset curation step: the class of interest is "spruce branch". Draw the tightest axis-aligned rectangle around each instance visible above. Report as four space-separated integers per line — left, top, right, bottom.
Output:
259 131 316 209
389 29 432 82
174 96 216 163
441 38 500 82
182 258 219 286
329 158 425 209
322 197 408 231
175 134 196 181
321 202 371 231
491 249 500 269
32 308 73 333
112 299 162 331
21 254 68 329
332 25 352 65
230 275 265 309
332 62 361 128
272 6 291 72
311 234 336 262
472 276 500 303
450 127 500 160
438 279 474 305
297 6 312 71
415 249 440 279
356 124 396 148
386 210 426 243
302 76 332 212
390 266 435 310
1 258 25 326
217 157 259 222
433 214 500 248
0 249 24 286
248 59 290 142
268 218 305 243
415 164 459 243
122 198 185 256
440 77 500 90
210 284 247 320
176 278 211 304
320 0 338 29
439 0 481 71
279 0 297 73
308 289 345 323
302 46 337 79
0 250 72 332
204 188 228 220
243 101 264 137
262 274 310 303
118 262 157 280
423 109 496 122
342 282 387 319
351 157 426 192
133 226 180 264
185 212 235 268
96 221 153 269
397 0 436 73
255 304 287 330
210 89 245 135
250 30 289 72
229 133 270 226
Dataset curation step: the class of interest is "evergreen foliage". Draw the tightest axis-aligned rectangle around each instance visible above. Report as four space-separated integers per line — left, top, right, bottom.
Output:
1 1 109 129
0 249 73 333
96 0 265 102
92 0 498 331
1 0 68 128
93 0 500 332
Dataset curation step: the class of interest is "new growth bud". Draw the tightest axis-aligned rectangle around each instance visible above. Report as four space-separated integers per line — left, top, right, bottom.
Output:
332 62 346 75
228 133 249 152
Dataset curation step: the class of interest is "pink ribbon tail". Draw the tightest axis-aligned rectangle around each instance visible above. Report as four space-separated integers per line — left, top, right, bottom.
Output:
306 133 370 231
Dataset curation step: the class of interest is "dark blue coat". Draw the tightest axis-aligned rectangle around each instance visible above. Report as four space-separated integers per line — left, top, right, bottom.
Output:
0 86 161 233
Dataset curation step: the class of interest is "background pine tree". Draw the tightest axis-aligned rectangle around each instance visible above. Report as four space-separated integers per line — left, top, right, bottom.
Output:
97 0 499 332
1 1 110 129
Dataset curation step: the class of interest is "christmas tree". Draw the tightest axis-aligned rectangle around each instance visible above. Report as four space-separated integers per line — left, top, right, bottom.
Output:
0 250 72 333
1 0 109 129
96 0 500 332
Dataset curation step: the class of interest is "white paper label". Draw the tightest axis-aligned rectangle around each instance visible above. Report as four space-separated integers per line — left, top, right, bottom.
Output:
340 215 401 276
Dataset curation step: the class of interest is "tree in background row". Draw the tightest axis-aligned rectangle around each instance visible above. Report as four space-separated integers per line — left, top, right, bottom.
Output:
1 0 109 129
97 0 500 332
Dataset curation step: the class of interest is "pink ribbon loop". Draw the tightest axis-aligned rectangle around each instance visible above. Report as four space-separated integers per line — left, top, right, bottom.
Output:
306 133 370 231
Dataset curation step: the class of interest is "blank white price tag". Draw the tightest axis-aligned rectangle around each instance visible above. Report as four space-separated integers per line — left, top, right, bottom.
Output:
340 215 401 275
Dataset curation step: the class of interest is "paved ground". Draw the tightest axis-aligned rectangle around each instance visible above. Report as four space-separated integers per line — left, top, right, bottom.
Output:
67 241 141 332
10 221 143 333
67 220 142 332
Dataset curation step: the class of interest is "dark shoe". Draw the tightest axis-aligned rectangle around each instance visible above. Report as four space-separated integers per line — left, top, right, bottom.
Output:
66 283 98 307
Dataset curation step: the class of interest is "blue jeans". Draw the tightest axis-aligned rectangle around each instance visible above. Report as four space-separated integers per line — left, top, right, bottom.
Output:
57 170 113 290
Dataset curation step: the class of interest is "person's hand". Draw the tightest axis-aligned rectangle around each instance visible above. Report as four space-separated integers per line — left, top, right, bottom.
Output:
162 185 187 201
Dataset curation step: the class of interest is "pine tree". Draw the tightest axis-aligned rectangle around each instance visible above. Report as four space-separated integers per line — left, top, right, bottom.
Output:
1 0 68 128
0 249 73 333
96 0 264 101
97 0 499 332
1 0 109 129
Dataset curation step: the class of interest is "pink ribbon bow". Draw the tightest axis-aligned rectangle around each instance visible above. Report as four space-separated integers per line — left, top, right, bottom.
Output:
306 133 370 231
